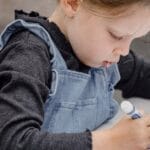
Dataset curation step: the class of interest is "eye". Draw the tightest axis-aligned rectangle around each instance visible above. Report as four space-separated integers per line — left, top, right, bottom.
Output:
109 31 123 41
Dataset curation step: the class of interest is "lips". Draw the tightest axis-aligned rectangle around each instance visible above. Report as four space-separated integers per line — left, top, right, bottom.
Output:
102 57 120 68
102 61 113 68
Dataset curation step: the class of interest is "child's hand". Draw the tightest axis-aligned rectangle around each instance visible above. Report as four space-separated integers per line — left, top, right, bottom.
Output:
92 114 150 150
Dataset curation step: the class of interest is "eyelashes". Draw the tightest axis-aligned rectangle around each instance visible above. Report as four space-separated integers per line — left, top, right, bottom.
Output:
109 31 123 41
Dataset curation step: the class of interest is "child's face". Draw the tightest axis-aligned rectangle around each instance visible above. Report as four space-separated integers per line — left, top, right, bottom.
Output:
63 3 150 67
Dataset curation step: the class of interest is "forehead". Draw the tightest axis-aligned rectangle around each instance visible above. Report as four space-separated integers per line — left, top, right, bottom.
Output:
87 4 150 37
79 3 150 37
109 7 150 36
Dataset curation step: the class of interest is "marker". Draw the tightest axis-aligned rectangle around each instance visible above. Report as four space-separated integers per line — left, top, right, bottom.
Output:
121 101 142 119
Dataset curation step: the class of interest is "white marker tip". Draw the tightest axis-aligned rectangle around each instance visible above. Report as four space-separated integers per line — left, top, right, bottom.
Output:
121 101 134 114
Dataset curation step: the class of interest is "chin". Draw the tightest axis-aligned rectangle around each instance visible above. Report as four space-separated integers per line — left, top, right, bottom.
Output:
88 63 102 68
82 60 103 68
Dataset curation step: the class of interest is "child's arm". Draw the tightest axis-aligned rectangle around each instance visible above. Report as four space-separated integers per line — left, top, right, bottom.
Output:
0 30 91 150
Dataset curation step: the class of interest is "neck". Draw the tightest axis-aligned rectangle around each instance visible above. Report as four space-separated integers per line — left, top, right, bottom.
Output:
48 6 68 40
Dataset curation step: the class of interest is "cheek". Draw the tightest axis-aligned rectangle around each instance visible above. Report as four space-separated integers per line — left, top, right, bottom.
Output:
89 38 113 57
87 30 114 54
67 21 114 61
69 31 113 61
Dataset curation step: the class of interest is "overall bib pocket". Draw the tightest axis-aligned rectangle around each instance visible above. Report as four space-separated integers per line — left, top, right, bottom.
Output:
45 97 97 133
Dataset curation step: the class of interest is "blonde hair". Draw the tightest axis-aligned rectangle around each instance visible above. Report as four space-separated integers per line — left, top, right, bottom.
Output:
85 0 150 8
57 0 150 7
57 0 150 16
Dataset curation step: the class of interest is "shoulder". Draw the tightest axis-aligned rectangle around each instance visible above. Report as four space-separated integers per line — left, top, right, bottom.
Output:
1 29 51 62
8 29 49 51
0 29 52 86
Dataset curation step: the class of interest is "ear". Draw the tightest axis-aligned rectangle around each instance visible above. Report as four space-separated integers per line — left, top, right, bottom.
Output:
60 0 81 17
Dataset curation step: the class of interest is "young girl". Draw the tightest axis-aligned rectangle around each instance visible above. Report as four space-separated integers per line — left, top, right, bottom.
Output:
0 0 150 149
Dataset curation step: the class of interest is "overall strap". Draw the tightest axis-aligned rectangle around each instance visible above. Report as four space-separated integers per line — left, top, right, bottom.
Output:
0 19 67 69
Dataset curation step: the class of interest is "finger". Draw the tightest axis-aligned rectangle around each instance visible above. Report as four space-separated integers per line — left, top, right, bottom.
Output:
139 109 145 116
141 115 150 126
146 115 150 126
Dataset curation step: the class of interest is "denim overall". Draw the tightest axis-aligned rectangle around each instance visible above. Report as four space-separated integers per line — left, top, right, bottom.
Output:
0 19 120 133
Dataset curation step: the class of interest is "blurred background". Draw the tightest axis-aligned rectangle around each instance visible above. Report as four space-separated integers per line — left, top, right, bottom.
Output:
0 0 150 102
0 0 56 31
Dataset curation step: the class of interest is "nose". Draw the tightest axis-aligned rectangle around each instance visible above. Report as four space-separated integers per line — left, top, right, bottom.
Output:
115 48 130 56
113 42 131 56
114 39 132 56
